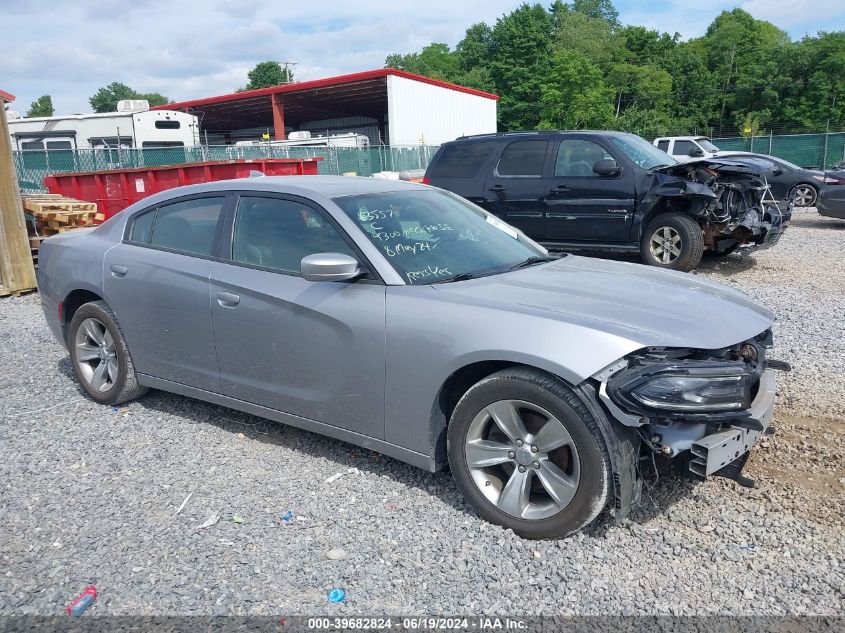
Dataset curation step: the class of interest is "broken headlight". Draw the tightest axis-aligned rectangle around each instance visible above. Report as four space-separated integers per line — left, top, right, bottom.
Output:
609 361 755 413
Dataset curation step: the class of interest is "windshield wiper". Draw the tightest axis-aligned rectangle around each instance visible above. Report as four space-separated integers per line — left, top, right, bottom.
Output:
434 272 476 284
507 255 559 271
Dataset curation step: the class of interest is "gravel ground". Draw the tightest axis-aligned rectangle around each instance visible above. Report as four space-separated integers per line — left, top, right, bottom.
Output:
0 211 843 617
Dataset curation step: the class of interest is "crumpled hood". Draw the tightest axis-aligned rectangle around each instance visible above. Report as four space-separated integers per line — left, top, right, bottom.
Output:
433 255 774 351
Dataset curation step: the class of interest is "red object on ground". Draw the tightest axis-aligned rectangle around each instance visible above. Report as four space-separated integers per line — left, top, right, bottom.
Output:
44 157 323 221
66 585 97 616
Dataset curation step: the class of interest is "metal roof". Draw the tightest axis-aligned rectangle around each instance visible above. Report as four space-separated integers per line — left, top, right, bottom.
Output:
155 69 498 111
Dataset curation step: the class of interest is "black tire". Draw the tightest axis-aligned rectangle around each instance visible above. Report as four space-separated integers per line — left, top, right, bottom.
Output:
447 367 612 539
68 300 148 405
791 183 818 208
640 213 704 272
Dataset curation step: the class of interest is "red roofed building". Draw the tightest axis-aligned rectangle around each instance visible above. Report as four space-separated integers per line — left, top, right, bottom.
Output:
155 68 498 146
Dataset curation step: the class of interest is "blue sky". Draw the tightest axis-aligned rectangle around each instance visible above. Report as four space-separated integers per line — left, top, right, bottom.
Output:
2 0 844 115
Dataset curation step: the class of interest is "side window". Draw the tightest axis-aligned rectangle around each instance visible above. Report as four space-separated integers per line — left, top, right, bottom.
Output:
129 209 156 244
497 140 548 176
149 197 225 256
428 142 493 178
672 140 693 156
554 139 614 177
656 140 669 152
232 196 356 274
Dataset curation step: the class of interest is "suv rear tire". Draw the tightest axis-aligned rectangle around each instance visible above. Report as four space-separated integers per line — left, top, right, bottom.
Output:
447 367 611 539
640 213 704 272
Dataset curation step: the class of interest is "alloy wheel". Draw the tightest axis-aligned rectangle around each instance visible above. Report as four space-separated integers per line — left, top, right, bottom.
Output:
464 399 581 520
793 185 816 207
74 317 118 392
649 226 682 264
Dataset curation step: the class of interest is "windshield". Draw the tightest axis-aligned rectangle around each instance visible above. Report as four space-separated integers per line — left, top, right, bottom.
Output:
696 138 720 152
611 134 677 169
332 189 547 284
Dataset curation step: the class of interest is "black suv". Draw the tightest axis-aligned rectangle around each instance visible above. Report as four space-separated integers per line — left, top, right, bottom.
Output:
424 131 789 271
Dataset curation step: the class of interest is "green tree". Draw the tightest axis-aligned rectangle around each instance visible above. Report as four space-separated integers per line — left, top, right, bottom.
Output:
571 0 620 28
89 82 169 112
385 43 460 80
241 61 294 91
539 51 614 129
26 95 54 117
488 3 555 130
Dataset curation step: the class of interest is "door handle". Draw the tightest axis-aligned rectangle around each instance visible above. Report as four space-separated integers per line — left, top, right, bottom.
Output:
216 291 240 307
488 184 507 193
110 264 128 278
549 185 571 193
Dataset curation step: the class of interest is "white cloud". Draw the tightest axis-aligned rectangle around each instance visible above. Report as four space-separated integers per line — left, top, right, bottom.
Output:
2 0 517 114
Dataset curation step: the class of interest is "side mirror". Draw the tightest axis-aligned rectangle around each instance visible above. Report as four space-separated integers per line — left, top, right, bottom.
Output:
301 253 361 282
772 166 783 176
593 159 621 177
689 147 705 157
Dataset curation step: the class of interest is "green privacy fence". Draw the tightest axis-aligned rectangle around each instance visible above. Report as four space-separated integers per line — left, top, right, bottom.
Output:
14 144 440 194
712 132 845 169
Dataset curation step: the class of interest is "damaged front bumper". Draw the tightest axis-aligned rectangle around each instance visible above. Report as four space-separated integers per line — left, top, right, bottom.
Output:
688 369 775 478
594 340 785 489
727 200 792 254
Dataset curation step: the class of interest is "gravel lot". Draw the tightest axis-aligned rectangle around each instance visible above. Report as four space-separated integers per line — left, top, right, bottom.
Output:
0 211 843 617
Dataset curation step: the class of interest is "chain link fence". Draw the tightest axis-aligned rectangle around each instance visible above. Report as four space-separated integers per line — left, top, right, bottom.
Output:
712 132 845 169
14 144 439 194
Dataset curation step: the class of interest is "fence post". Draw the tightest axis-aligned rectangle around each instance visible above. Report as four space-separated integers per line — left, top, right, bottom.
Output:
768 130 773 155
822 123 830 168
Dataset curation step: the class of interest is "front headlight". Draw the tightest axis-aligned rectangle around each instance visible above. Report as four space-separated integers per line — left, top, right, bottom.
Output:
609 361 754 413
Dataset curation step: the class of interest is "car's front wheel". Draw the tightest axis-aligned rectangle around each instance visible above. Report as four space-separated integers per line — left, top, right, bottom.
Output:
640 213 704 271
447 368 611 539
68 300 148 405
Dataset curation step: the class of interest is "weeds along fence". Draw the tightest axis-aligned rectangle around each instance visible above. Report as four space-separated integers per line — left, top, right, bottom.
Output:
14 144 439 194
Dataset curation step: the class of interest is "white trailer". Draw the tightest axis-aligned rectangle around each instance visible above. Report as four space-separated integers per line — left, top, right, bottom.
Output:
234 131 370 149
7 101 198 150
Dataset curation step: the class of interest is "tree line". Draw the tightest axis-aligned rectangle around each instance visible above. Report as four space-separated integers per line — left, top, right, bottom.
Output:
385 0 845 138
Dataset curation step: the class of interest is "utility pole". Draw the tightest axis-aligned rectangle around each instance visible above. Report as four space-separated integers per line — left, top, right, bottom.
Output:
275 61 298 84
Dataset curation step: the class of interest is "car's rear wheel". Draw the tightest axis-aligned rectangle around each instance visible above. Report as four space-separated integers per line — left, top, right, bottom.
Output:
68 300 147 405
447 367 611 539
792 184 818 207
640 213 704 272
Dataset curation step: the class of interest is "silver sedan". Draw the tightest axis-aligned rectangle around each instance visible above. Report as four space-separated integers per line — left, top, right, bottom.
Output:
38 176 782 538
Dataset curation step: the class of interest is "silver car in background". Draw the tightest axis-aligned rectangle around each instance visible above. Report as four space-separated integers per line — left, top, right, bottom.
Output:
38 176 785 538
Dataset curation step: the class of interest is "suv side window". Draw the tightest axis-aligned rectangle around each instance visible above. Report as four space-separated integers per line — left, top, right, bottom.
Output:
428 142 492 178
496 140 548 177
672 140 694 156
232 196 356 275
148 197 226 256
656 140 669 152
554 139 614 177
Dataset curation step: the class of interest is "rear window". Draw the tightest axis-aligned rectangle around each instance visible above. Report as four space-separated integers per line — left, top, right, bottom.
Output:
154 120 181 129
497 140 548 176
428 142 493 178
656 140 669 152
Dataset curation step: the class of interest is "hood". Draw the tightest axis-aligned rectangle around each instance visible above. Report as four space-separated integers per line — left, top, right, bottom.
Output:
655 157 765 176
433 256 774 351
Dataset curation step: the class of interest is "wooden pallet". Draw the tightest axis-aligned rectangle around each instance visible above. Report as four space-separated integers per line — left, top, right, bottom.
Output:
23 196 97 214
22 196 102 266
